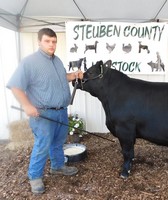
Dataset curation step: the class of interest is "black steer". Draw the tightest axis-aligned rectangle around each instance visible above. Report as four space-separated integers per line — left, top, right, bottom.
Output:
73 60 168 178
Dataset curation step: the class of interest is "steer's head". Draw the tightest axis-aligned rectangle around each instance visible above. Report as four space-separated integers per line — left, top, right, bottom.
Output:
72 60 104 96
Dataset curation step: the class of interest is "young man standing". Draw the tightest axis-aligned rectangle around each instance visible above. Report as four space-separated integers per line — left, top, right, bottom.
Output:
7 28 83 194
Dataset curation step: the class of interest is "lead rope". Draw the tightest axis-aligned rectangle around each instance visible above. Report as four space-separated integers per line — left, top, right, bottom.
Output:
70 77 78 105
11 105 115 143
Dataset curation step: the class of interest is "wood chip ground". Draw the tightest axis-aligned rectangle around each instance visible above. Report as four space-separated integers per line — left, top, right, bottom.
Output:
0 133 168 200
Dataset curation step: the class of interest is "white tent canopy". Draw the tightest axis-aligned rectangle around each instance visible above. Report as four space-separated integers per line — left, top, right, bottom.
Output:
1 0 168 139
0 0 168 32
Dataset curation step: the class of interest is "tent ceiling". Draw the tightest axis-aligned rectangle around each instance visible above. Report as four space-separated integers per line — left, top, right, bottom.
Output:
0 0 168 32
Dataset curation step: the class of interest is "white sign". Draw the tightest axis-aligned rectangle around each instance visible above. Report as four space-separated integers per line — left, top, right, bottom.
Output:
66 21 168 74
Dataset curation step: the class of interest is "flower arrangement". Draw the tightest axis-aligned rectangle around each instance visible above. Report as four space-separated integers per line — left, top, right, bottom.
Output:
68 114 85 137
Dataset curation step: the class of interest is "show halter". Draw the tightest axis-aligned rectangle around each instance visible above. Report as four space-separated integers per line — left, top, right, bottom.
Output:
81 64 104 90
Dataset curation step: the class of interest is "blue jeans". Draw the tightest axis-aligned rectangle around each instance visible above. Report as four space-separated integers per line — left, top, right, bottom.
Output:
28 108 68 180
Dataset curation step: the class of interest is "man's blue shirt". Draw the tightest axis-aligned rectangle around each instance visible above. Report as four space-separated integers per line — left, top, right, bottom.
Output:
7 49 71 108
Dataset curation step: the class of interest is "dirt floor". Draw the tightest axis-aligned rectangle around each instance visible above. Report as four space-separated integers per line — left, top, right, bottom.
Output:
0 133 168 200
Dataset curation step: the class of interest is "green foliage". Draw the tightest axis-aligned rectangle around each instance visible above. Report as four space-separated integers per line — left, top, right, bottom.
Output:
68 114 85 137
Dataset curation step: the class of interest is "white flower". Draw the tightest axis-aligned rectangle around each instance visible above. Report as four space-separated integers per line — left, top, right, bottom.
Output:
69 131 74 135
74 123 79 128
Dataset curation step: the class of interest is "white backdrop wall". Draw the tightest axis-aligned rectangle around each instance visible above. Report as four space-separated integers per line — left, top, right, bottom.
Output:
1 30 168 139
0 27 20 140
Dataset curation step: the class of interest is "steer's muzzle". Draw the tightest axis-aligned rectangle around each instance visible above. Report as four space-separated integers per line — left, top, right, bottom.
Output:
72 79 77 87
72 79 82 88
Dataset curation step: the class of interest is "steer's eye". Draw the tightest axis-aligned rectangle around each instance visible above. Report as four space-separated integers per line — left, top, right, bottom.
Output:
87 70 92 75
87 72 94 77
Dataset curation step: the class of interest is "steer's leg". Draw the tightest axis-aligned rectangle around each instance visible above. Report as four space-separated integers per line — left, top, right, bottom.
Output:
116 122 136 178
119 140 134 178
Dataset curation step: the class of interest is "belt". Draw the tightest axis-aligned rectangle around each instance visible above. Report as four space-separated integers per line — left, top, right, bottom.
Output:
49 107 64 110
38 107 64 110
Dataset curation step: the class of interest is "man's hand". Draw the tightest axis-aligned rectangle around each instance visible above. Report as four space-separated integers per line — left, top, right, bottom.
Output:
23 104 39 117
74 70 83 80
67 69 84 82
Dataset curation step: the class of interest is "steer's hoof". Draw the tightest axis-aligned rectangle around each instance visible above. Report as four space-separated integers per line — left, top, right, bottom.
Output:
120 170 130 179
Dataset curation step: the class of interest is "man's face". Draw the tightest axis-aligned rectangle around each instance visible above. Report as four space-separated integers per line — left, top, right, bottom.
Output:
38 34 57 56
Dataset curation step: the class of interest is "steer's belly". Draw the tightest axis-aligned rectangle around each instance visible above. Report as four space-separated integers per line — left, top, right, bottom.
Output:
137 122 168 146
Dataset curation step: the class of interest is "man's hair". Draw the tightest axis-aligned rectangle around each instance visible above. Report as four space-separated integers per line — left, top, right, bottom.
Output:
38 28 57 41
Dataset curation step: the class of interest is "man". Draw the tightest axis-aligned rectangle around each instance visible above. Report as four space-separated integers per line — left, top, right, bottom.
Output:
7 28 83 194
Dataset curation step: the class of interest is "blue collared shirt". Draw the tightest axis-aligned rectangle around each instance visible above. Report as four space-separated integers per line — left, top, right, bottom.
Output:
7 49 71 108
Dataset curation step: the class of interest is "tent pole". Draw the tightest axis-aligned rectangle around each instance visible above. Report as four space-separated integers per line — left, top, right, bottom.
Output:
15 31 23 119
154 0 168 20
73 0 87 20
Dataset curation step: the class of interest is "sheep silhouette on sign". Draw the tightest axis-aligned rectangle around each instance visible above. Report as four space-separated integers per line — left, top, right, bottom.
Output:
84 41 98 54
138 41 150 53
69 57 87 71
122 43 132 53
70 44 78 53
106 43 116 53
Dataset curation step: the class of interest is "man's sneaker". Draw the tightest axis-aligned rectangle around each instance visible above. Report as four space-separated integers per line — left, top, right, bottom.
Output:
50 165 78 176
29 178 45 194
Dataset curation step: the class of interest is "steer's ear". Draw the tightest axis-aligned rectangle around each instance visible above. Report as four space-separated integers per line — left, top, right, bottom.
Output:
97 60 103 66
